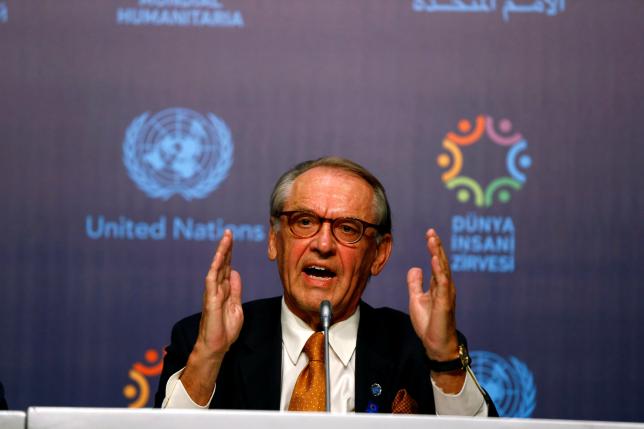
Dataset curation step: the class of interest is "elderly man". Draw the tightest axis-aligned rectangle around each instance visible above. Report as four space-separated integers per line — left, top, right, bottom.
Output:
155 157 495 415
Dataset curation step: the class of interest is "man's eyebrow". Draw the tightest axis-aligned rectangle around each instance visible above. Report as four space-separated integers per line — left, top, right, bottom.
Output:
286 208 369 222
283 207 315 213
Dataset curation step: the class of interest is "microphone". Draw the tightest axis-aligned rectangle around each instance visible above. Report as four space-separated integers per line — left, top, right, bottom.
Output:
320 300 333 412
320 300 332 331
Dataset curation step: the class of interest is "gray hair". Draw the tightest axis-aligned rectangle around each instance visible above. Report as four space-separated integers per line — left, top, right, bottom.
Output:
269 157 392 235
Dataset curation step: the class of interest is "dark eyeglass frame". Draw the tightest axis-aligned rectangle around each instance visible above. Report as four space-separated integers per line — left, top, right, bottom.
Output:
278 210 382 245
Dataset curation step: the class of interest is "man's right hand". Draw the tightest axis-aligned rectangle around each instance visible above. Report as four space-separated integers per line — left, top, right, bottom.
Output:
180 229 244 406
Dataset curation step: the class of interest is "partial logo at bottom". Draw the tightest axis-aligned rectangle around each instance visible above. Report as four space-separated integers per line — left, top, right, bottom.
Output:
471 351 536 417
0 2 8 23
123 348 165 408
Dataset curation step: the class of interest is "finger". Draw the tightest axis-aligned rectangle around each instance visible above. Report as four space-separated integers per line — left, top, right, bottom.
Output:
425 229 441 255
223 230 234 281
427 229 450 277
205 239 226 295
426 230 445 277
428 263 439 298
204 230 232 302
429 262 439 287
431 255 452 300
407 267 424 297
425 228 440 261
210 230 231 271
229 270 243 306
219 232 236 301
431 255 446 286
215 230 233 284
425 230 443 296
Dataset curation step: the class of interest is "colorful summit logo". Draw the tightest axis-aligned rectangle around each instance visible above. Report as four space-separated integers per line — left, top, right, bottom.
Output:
437 115 531 208
123 108 233 201
439 115 531 273
123 348 164 408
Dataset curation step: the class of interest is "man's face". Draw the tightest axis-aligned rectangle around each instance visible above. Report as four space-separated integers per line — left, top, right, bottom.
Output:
268 167 392 328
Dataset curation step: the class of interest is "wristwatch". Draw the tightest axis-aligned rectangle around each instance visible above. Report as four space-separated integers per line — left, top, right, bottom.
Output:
428 343 471 372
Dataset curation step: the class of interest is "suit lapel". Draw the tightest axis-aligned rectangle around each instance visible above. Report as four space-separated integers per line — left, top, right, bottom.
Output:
236 297 283 410
355 301 396 413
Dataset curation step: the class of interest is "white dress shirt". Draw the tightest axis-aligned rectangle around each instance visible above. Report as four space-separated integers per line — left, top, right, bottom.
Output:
163 298 488 415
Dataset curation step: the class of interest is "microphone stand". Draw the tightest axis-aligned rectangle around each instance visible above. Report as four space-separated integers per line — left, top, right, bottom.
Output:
320 300 333 413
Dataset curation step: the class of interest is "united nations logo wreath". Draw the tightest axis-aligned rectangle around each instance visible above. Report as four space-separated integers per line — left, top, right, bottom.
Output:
508 356 537 417
123 110 234 200
470 351 536 417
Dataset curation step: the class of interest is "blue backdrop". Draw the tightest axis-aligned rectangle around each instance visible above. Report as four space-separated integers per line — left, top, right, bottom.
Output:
1 0 643 422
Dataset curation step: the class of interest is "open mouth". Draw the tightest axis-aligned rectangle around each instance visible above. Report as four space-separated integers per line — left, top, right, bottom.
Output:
303 265 337 279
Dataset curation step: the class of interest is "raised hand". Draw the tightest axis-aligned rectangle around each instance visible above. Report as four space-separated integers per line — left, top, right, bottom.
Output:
181 229 244 405
407 229 464 391
198 229 244 356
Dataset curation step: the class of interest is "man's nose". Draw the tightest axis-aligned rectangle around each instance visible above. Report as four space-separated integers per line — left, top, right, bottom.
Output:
310 222 336 254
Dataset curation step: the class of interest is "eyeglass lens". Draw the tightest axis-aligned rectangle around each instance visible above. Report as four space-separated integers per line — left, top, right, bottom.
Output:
288 212 364 244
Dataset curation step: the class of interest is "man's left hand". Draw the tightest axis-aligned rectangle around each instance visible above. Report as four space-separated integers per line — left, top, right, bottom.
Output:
407 228 465 393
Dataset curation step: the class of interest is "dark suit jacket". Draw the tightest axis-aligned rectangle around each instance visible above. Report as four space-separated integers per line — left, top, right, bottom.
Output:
155 296 496 415
0 381 8 410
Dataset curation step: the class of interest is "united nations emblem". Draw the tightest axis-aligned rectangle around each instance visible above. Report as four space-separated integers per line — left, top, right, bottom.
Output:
470 351 536 417
123 108 233 200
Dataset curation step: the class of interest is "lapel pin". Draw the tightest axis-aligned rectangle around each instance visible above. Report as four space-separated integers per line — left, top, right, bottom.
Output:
370 383 382 397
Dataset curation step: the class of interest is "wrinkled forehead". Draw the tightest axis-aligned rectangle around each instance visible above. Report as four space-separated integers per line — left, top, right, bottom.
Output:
285 167 378 219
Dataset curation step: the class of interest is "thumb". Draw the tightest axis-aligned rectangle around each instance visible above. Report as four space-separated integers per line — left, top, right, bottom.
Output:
407 267 424 298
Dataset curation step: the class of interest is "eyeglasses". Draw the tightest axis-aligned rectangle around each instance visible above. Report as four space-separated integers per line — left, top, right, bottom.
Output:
278 210 381 245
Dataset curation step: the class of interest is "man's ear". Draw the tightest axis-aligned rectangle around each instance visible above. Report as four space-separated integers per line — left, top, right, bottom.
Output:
370 233 393 276
267 222 277 261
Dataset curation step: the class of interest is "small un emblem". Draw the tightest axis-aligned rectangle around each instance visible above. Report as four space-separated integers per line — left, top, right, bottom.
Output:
470 351 536 417
123 108 233 200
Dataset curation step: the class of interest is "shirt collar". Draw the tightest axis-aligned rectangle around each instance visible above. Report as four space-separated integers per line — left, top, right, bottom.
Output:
281 297 359 367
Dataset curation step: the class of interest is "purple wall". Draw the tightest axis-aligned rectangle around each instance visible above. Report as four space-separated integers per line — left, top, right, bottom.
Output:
1 0 643 422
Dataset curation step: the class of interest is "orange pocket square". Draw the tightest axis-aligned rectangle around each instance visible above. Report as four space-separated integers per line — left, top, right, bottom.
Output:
391 388 418 414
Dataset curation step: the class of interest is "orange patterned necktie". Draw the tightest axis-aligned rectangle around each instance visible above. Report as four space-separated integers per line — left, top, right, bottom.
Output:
288 331 326 411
